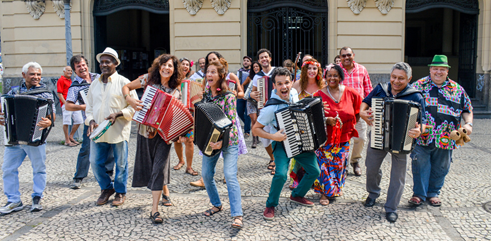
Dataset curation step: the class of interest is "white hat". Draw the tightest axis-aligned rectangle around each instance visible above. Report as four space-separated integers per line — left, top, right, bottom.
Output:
96 47 121 66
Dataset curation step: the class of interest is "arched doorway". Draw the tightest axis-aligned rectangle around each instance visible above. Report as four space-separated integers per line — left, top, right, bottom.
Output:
405 0 479 97
93 0 169 80
247 0 328 66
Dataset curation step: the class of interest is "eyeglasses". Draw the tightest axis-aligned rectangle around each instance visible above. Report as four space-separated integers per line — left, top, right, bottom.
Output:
341 54 352 58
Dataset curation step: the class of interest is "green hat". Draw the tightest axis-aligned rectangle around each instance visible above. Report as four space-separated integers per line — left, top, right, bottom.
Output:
428 55 451 68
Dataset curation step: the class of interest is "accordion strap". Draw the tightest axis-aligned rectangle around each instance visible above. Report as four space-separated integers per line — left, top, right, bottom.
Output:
380 83 422 98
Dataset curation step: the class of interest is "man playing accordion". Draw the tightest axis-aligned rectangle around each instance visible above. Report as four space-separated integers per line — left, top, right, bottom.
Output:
360 62 426 223
252 67 320 221
0 62 55 215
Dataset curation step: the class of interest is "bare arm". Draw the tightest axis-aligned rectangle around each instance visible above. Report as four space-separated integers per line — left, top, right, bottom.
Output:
65 101 85 111
229 73 244 99
123 76 144 111
462 111 473 135
252 122 287 142
57 93 66 105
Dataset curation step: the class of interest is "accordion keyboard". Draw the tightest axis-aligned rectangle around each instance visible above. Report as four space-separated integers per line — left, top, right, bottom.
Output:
293 112 315 151
133 86 157 123
276 109 301 158
32 104 48 142
371 98 385 150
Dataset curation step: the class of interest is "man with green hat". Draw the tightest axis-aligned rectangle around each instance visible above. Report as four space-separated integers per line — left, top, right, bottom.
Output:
408 54 473 207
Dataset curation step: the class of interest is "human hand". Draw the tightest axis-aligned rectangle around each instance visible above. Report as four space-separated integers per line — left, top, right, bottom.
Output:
408 122 422 139
360 108 373 126
36 117 52 130
87 120 98 137
209 140 223 150
271 129 287 142
127 97 144 111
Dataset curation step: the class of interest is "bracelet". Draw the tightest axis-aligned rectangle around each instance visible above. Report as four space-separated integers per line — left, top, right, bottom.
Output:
465 122 473 127
123 93 129 99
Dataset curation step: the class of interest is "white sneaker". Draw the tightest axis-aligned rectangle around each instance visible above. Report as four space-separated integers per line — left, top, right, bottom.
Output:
0 201 24 215
30 196 42 212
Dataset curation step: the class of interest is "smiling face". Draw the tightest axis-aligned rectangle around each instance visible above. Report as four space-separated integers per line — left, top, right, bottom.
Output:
22 67 42 89
206 65 220 88
252 63 261 74
74 59 89 79
390 69 411 95
335 57 341 65
160 59 175 80
99 55 116 76
326 68 341 88
243 58 251 68
198 58 206 71
307 64 319 79
340 48 355 69
63 66 72 79
273 75 292 101
429 66 449 86
258 52 272 69
207 53 219 64
181 60 190 75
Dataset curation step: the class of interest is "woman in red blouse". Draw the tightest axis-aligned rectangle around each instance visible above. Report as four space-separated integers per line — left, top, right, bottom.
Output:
313 64 362 205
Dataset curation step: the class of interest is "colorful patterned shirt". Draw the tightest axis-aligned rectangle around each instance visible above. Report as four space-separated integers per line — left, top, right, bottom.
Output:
339 62 373 98
204 88 239 146
411 76 473 150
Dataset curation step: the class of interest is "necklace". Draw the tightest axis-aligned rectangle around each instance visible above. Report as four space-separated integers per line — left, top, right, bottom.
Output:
326 87 340 103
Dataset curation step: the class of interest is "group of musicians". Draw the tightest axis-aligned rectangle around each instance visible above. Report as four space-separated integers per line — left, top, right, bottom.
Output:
0 46 473 227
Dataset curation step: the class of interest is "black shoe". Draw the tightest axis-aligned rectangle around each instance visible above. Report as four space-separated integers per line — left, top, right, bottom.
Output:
364 197 376 207
386 212 398 223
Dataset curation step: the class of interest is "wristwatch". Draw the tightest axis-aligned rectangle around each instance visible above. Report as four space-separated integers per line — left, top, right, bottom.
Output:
465 122 473 127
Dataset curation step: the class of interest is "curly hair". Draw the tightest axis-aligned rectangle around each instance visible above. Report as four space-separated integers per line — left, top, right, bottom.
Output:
299 58 324 92
147 54 182 89
207 58 229 95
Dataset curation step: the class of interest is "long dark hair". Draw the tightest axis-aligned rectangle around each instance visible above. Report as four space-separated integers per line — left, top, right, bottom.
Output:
208 58 229 95
147 54 182 89
204 51 224 77
249 61 260 81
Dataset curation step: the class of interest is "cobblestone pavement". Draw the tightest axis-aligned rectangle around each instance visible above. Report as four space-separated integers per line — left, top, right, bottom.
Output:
0 119 490 240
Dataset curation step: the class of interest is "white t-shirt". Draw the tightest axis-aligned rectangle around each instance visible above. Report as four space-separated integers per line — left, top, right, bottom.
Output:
252 67 276 87
189 70 204 81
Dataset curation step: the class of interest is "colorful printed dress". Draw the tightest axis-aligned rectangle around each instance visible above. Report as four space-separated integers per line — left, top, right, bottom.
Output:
313 87 361 197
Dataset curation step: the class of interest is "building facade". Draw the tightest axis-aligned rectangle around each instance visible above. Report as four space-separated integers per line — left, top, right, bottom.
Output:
1 0 490 116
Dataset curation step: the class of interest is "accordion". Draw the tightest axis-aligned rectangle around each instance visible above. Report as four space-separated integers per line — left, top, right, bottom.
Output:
370 98 421 154
133 85 194 143
194 101 232 157
257 76 272 109
275 97 327 158
79 87 89 104
228 79 237 92
2 95 53 146
181 79 203 109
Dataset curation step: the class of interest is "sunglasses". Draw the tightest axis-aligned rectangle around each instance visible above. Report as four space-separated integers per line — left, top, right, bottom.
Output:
341 54 352 58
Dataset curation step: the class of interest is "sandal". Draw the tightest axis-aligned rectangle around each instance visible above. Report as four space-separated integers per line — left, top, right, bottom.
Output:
203 205 223 216
267 160 275 170
64 142 78 147
150 211 163 224
231 216 243 229
185 168 198 176
408 196 423 206
270 166 276 175
428 197 442 207
161 194 173 206
173 162 185 170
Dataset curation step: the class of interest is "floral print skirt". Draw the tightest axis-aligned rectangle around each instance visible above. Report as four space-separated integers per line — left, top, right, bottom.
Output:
313 142 350 197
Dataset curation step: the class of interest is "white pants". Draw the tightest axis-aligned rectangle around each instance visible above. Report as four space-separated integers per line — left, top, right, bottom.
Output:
62 105 83 125
349 119 367 164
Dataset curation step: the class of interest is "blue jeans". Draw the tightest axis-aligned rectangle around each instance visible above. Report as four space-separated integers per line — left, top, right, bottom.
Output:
3 144 47 202
237 99 251 134
410 145 452 201
202 145 243 217
90 141 128 194
73 125 114 180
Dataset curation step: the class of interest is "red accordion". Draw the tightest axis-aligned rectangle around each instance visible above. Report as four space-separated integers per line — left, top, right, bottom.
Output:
257 76 272 109
133 85 194 143
180 79 203 109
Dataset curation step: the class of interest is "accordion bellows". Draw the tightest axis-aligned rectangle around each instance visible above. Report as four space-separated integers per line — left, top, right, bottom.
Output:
194 101 232 157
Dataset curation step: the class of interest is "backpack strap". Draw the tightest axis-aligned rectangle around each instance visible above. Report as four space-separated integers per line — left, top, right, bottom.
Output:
264 98 286 108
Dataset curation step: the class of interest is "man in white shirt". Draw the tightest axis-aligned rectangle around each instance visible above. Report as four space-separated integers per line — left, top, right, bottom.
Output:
189 57 205 82
85 47 137 207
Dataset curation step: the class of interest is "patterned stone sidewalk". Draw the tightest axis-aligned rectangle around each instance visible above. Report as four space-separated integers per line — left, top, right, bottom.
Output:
0 119 489 240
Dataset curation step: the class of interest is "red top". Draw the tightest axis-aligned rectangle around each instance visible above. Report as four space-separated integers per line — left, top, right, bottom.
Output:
314 86 362 144
56 76 72 106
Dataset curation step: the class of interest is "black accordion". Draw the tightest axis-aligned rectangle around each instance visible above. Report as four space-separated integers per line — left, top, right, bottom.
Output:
194 102 232 157
370 98 421 154
275 97 327 158
2 95 54 146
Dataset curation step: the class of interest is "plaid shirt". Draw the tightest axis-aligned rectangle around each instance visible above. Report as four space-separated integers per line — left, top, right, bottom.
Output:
412 76 473 150
66 73 99 120
7 82 56 114
339 62 373 98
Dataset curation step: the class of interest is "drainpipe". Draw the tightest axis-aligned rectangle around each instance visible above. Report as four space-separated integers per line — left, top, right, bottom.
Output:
64 0 72 66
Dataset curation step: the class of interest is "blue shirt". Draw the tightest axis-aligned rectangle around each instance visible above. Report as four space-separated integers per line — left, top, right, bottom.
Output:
363 83 427 124
66 73 99 120
257 89 299 134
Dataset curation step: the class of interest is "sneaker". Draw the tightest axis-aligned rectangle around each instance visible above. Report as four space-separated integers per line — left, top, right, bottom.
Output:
0 201 24 215
290 195 314 207
30 196 42 212
70 179 82 189
112 193 126 206
263 207 275 220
